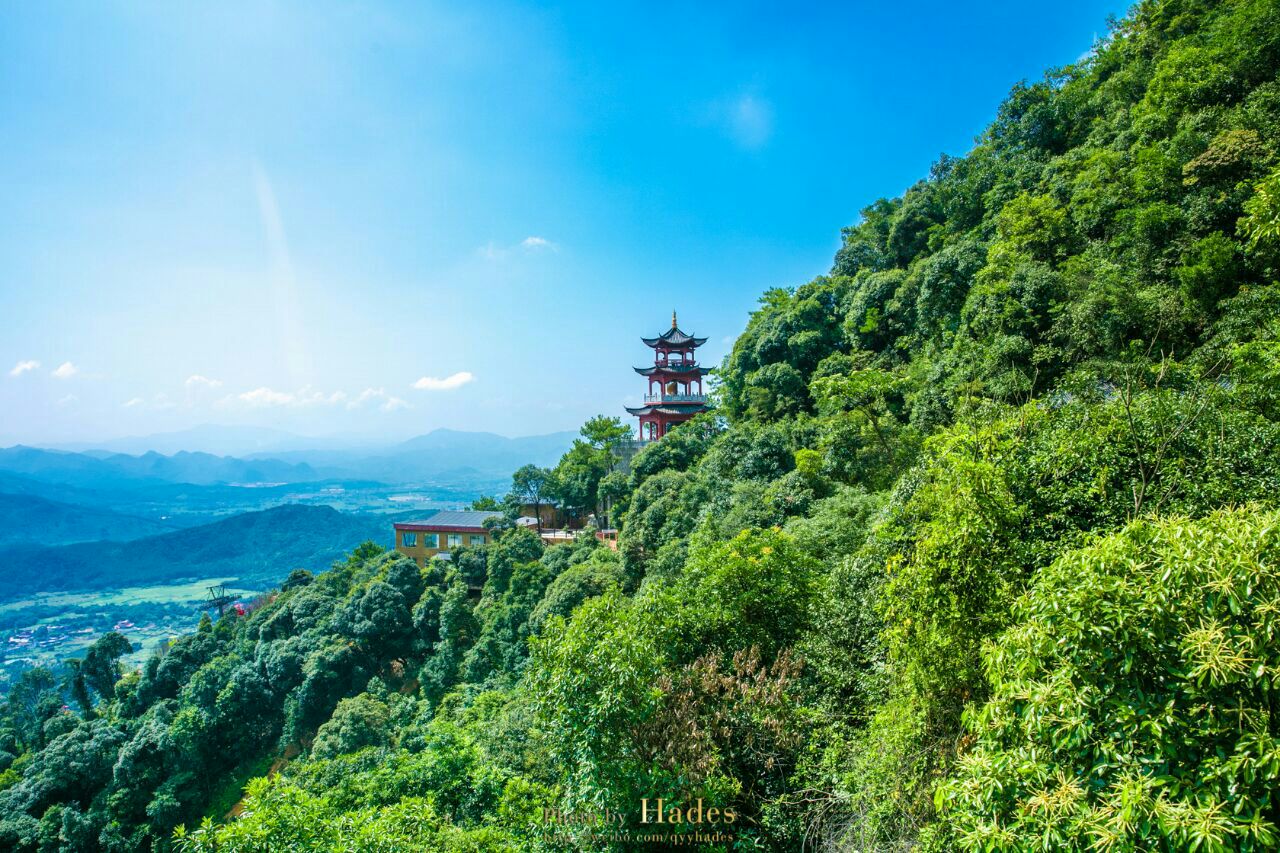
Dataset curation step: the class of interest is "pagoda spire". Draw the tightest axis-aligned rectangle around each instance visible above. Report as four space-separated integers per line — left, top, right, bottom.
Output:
672 309 677 329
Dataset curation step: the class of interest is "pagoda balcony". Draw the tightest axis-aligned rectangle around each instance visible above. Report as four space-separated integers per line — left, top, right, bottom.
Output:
643 393 707 404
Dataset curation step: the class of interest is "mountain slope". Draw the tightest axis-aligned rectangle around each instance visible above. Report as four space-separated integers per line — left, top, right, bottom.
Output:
0 446 324 488
0 504 392 600
0 493 179 547
248 428 577 485
6 429 577 494
53 424 318 457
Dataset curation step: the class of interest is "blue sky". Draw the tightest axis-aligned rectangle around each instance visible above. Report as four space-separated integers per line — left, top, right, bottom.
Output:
0 0 1131 446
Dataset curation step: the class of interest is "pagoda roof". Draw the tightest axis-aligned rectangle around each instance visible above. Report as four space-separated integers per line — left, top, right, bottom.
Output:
642 328 707 348
633 364 711 377
642 312 707 348
624 403 710 416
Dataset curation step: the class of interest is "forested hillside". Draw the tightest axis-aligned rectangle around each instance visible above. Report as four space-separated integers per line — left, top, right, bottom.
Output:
0 494 178 548
0 505 393 601
3 0 1280 849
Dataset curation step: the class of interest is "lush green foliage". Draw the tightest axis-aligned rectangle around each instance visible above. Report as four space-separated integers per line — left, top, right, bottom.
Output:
939 508 1280 851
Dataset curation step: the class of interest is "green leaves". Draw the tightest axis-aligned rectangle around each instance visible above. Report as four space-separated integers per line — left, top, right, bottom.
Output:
939 508 1280 851
1242 165 1280 250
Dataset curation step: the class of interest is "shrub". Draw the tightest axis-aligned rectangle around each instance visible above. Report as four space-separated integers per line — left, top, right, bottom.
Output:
938 507 1280 851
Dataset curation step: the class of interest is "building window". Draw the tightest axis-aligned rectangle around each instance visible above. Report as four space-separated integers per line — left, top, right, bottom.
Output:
401 532 417 547
469 534 486 546
447 534 463 548
424 533 439 549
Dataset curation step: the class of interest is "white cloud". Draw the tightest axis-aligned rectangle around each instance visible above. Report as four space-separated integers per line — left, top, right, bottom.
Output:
730 94 773 148
238 387 294 407
212 384 407 413
8 360 39 377
521 236 557 251
185 374 224 406
52 361 78 379
382 396 410 412
237 386 348 408
122 393 177 411
56 394 77 407
708 91 774 150
348 387 411 413
479 236 560 261
412 371 474 391
185 374 223 390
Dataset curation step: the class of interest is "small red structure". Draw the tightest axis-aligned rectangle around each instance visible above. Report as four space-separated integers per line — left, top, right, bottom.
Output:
625 312 711 440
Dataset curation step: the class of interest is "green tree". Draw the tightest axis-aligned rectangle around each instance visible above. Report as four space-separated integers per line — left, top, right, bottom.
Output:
508 464 556 534
939 508 1280 851
579 414 632 451
311 693 391 760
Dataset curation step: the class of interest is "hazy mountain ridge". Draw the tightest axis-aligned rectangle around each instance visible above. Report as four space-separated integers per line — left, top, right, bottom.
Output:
3 428 578 490
0 504 392 601
0 446 324 488
0 493 180 547
50 424 348 457
243 428 577 482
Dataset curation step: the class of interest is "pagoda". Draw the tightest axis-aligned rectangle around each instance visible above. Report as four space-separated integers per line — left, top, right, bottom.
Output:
625 312 711 440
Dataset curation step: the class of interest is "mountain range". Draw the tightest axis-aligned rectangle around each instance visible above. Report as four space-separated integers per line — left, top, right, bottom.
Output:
51 424 362 457
0 504 393 601
0 427 577 490
0 446 323 488
0 493 180 548
247 428 579 484
0 427 577 598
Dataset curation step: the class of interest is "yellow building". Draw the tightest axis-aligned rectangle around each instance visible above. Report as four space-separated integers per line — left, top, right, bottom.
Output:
393 510 502 567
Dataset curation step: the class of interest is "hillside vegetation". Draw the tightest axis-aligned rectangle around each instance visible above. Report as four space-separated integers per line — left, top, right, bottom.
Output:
0 505 392 601
3 0 1280 849
0 494 178 548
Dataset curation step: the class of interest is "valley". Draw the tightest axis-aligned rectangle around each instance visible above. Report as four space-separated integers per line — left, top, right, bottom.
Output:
0 577 262 685
0 427 575 692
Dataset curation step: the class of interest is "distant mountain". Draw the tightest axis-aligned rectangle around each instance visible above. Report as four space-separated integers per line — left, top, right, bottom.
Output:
0 493 179 547
0 446 326 488
394 428 571 455
243 428 577 485
5 429 578 503
51 424 349 457
0 504 393 600
381 428 577 480
0 470 116 507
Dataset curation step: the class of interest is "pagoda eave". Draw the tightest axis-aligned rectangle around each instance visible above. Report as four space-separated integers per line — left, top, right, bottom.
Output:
633 365 712 377
625 404 710 417
641 335 708 348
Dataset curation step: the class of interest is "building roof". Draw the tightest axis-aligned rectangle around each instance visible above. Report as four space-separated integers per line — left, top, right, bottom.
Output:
633 364 711 377
624 403 710 416
642 327 707 348
395 509 502 532
641 312 707 348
